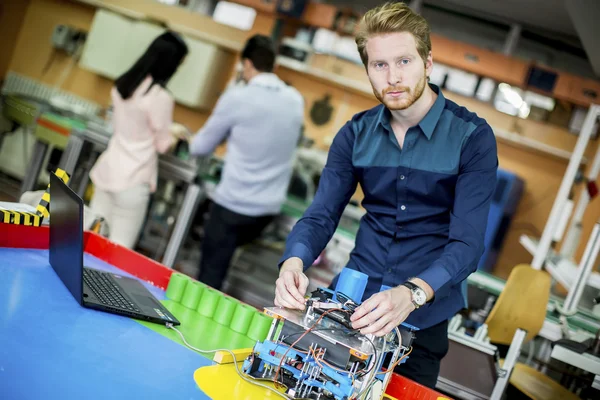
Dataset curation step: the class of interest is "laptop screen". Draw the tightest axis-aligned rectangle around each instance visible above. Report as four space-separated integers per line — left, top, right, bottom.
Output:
49 172 84 305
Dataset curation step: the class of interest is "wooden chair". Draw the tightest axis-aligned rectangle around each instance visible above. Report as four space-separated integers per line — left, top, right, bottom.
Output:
485 264 579 400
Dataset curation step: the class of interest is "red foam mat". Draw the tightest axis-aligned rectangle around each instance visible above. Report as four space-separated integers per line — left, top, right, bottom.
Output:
387 373 452 399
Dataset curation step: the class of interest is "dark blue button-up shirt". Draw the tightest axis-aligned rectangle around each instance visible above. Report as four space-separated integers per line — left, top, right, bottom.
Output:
281 85 498 329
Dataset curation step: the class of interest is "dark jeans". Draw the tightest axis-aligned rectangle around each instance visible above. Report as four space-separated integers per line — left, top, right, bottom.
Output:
198 203 275 290
394 319 449 389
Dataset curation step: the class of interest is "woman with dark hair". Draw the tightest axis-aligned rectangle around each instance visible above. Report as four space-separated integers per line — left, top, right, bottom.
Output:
89 31 188 249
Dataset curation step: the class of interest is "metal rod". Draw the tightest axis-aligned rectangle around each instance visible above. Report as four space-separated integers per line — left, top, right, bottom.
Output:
561 139 600 258
20 140 48 195
532 105 600 269
564 222 600 313
58 134 84 177
266 318 279 341
490 328 527 400
502 24 522 56
162 183 202 268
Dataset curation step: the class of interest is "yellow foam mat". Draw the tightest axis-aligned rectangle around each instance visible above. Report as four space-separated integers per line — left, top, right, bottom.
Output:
193 363 400 400
193 363 285 400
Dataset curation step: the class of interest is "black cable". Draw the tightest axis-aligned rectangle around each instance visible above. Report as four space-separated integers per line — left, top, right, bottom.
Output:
357 333 378 377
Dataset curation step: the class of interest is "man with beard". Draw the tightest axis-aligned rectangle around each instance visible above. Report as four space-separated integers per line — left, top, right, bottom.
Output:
274 2 498 388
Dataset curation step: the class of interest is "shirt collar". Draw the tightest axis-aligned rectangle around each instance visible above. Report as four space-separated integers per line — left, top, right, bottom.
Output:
247 73 285 90
376 83 446 140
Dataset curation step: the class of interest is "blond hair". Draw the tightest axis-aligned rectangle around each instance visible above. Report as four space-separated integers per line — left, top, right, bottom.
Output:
355 2 431 67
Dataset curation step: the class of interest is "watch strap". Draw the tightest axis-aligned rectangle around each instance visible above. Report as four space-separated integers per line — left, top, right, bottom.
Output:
401 281 422 308
402 281 420 292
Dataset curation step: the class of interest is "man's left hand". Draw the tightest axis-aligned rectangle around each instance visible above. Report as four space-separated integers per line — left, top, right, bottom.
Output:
350 286 415 336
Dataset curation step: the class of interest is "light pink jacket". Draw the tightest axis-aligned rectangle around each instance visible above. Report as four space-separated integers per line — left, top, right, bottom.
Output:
90 77 175 193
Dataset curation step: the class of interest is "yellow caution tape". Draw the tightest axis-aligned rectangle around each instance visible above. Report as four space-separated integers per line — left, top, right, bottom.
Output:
0 168 70 227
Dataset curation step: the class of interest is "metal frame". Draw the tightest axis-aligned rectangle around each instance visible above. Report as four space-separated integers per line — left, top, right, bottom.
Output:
489 328 528 400
560 138 600 259
161 183 203 267
551 344 600 376
20 139 49 195
562 222 600 314
532 104 600 270
484 105 600 400
58 125 201 268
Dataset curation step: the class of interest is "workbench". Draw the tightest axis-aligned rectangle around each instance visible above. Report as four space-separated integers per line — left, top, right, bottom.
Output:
468 271 600 342
0 223 434 400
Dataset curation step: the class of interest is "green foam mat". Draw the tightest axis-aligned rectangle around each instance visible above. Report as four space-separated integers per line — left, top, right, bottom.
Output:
137 300 257 360
137 273 273 360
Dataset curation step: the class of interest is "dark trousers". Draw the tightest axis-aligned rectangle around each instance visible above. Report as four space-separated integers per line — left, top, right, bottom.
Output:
394 319 449 389
198 203 275 290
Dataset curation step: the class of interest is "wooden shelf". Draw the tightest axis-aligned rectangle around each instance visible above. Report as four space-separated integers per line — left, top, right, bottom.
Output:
231 0 276 14
431 34 529 87
276 56 583 163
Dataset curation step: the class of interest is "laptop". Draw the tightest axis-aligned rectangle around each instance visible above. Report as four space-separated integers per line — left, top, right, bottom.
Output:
49 172 180 326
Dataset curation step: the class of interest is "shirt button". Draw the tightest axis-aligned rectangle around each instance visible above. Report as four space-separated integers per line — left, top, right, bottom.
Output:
401 205 406 211
400 175 405 180
388 268 393 273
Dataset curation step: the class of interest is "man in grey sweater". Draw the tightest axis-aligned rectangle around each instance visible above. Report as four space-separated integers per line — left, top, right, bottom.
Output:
190 35 304 290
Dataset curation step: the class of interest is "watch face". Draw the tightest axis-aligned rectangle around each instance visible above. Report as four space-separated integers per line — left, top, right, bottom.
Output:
413 289 427 306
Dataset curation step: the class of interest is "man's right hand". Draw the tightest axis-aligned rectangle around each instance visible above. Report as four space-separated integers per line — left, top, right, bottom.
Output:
274 257 308 310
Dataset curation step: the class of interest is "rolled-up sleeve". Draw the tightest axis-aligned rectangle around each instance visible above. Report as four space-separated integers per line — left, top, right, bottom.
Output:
417 124 498 300
279 122 358 271
190 90 237 156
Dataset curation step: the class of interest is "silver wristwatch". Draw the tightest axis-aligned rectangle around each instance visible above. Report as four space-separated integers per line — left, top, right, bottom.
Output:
402 281 427 309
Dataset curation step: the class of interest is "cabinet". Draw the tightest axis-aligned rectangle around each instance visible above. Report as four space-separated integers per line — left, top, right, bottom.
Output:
80 10 166 79
569 76 600 107
79 9 135 79
79 9 234 110
167 36 234 109
232 0 336 28
231 0 276 14
302 3 337 29
122 21 166 72
552 73 573 100
551 72 600 107
431 34 529 87
430 34 458 67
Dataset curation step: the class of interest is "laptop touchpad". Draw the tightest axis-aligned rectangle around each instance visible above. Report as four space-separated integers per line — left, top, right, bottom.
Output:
134 294 160 309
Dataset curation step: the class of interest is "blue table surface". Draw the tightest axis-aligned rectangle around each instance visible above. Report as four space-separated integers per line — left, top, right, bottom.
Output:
0 248 212 400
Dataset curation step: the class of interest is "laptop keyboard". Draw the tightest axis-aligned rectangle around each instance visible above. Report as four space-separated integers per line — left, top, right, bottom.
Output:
83 269 141 313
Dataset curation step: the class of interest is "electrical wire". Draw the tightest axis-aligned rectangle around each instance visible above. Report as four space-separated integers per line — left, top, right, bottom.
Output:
276 327 356 356
166 323 290 399
168 314 409 400
387 346 413 371
273 308 349 388
353 338 382 400
356 333 378 377
278 325 379 392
